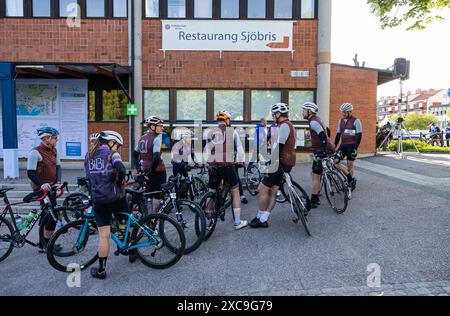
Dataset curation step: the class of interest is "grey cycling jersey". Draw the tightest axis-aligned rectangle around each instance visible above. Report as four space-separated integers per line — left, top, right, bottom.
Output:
310 120 325 134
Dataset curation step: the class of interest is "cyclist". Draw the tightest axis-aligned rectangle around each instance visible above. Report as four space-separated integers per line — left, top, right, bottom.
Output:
26 127 62 252
249 103 296 228
302 102 335 209
171 131 195 178
85 131 128 279
205 110 248 230
132 115 166 213
334 103 362 191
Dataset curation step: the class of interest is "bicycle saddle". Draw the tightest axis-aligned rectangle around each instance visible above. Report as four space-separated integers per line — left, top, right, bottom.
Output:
0 187 14 197
161 181 175 191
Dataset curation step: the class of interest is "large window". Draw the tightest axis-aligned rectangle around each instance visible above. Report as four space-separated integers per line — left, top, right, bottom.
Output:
301 0 315 18
145 0 159 17
113 0 127 17
102 89 128 121
288 90 314 121
177 90 206 120
168 0 186 18
33 0 51 17
221 0 239 18
60 0 78 17
86 0 105 17
6 0 24 16
89 91 96 121
274 0 292 19
194 0 212 18
248 0 265 19
144 90 170 121
214 90 244 121
251 90 281 120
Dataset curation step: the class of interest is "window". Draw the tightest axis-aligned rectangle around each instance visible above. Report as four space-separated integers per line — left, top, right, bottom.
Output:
274 0 292 19
248 0 265 19
168 0 186 18
33 0 51 17
251 90 281 120
144 90 170 121
60 0 78 17
102 90 128 121
301 0 315 18
177 90 206 120
221 0 239 18
86 0 105 17
288 90 314 121
214 90 244 121
113 0 127 17
6 0 24 16
89 91 96 121
194 0 212 18
145 0 159 17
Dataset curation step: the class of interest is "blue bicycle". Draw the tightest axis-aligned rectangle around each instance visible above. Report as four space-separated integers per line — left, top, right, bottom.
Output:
46 208 186 272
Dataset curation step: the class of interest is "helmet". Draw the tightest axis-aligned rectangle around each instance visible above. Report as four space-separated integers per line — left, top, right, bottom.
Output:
90 133 100 141
99 131 124 146
340 103 354 112
37 127 59 138
302 102 319 114
216 110 231 121
144 116 164 127
271 103 289 114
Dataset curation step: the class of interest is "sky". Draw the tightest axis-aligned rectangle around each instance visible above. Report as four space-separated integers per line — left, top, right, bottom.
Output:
331 0 450 99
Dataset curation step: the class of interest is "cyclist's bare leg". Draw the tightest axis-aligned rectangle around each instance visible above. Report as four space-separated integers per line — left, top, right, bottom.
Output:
266 185 279 212
43 229 53 239
98 226 111 258
334 159 349 176
312 174 321 195
230 186 244 225
258 183 272 211
152 198 161 212
347 160 355 177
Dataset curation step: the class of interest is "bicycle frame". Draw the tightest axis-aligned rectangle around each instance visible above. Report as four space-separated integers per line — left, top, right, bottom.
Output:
284 173 306 219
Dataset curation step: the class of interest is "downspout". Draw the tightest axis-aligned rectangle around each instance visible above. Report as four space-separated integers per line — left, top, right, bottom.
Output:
128 0 136 166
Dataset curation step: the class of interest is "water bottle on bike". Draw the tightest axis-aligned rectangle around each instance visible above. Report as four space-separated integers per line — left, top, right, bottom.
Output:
23 210 38 228
15 215 26 231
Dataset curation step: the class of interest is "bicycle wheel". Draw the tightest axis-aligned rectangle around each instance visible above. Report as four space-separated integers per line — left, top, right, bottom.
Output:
292 194 312 236
287 181 312 212
161 199 206 254
46 219 99 273
245 165 261 196
197 191 218 241
189 177 208 203
0 218 14 262
276 182 288 203
323 171 349 214
131 213 185 269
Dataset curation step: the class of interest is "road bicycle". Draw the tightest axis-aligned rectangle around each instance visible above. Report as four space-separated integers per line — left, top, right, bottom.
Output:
173 163 208 203
282 172 311 236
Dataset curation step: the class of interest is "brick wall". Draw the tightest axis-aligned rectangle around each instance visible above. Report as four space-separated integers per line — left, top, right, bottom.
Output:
330 64 378 154
88 122 130 161
142 20 318 89
0 19 128 64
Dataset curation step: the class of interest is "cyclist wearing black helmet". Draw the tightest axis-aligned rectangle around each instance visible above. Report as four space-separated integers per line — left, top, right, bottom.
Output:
250 103 296 228
26 126 61 252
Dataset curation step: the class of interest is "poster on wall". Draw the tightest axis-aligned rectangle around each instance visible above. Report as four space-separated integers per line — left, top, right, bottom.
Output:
0 79 88 160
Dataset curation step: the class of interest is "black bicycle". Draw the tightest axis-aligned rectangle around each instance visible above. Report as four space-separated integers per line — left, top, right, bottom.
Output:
0 182 79 262
174 164 208 203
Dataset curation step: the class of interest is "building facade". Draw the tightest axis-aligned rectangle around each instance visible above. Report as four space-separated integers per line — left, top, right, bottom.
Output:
1 0 392 178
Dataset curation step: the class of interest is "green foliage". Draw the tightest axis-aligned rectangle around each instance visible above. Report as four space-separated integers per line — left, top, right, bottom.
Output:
102 90 128 121
368 0 450 30
403 112 439 130
388 140 450 153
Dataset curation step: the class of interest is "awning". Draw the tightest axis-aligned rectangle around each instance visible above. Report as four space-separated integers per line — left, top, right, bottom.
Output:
332 63 396 86
14 62 130 79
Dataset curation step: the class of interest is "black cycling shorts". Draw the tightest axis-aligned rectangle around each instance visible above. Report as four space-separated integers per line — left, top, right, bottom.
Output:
172 162 188 178
338 144 357 162
262 164 292 188
93 197 130 228
312 159 323 175
145 171 167 200
208 165 239 190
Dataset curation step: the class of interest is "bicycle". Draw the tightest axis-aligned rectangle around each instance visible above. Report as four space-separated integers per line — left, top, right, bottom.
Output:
0 182 79 262
46 209 186 272
174 163 208 203
316 152 349 214
126 174 207 255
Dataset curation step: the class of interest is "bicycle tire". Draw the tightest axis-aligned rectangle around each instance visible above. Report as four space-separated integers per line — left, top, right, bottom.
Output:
288 180 312 211
46 219 98 273
277 183 288 203
197 191 218 241
131 213 185 269
161 199 206 254
323 170 349 214
245 165 261 196
0 218 14 262
292 194 312 236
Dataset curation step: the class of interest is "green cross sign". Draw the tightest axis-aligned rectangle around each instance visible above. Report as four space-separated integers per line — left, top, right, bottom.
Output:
127 104 138 116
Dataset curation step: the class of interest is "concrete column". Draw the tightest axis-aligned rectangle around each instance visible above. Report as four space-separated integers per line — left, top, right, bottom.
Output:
133 0 143 142
317 0 332 126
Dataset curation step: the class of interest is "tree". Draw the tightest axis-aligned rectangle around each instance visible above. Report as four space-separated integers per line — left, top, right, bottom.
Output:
368 0 450 30
403 112 438 130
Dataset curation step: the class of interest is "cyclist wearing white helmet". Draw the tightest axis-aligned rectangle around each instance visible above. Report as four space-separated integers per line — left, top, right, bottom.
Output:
85 130 129 279
334 103 362 191
205 110 248 230
171 130 195 177
133 115 166 212
249 103 296 228
302 102 336 209
27 127 62 252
